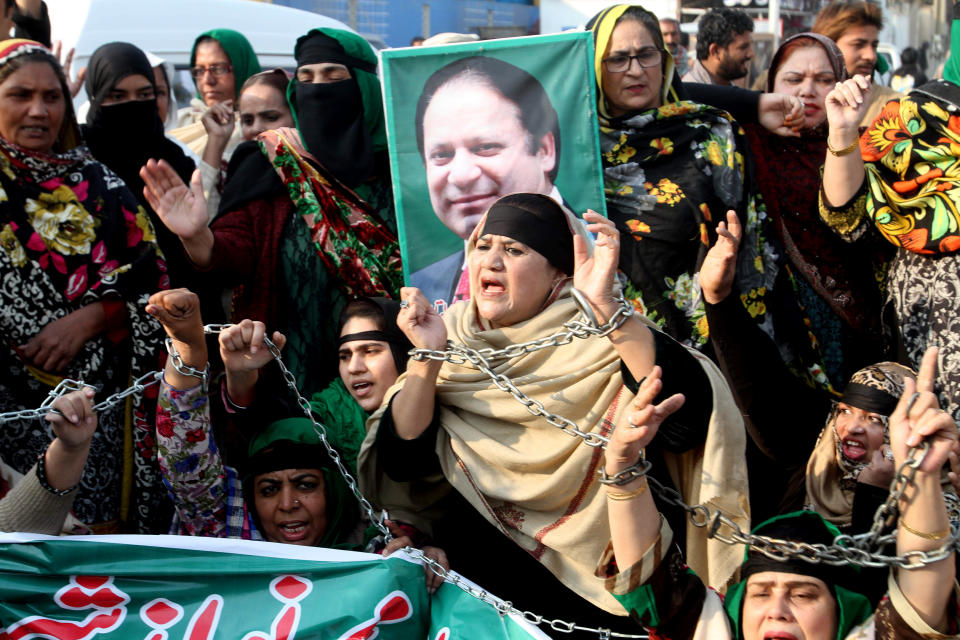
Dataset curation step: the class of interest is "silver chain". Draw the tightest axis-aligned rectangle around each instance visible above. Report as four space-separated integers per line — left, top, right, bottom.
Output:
1 311 957 639
407 294 959 569
397 545 647 639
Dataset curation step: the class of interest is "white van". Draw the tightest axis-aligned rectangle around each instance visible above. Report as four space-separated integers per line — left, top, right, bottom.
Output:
47 0 357 107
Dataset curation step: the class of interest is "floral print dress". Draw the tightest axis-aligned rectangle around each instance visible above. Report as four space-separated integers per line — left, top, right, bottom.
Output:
820 79 960 420
0 137 168 532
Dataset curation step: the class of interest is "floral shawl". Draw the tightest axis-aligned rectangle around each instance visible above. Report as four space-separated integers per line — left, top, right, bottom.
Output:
857 80 960 255
259 127 402 298
0 136 169 532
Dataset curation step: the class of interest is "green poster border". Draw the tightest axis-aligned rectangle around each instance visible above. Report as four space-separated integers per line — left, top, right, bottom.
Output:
379 31 606 283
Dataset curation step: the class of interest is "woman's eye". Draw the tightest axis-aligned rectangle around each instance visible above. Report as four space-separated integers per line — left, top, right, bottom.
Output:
506 247 524 256
241 116 253 126
259 487 278 497
298 481 318 491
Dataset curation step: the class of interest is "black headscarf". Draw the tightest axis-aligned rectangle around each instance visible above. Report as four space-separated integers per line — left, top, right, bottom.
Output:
480 193 575 275
81 42 197 284
289 30 375 187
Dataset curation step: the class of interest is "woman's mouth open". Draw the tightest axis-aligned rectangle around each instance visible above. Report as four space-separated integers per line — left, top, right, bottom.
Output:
277 521 310 542
842 438 868 461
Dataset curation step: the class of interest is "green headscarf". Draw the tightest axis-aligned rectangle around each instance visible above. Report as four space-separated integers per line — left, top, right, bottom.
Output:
287 27 387 153
244 417 359 549
190 28 262 101
723 511 873 640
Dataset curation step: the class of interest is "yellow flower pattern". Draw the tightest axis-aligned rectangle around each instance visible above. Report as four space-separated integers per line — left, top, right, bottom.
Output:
644 178 685 206
0 223 26 267
24 185 99 255
650 137 673 155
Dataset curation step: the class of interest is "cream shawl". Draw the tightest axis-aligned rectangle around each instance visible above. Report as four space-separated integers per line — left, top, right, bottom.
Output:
359 284 749 612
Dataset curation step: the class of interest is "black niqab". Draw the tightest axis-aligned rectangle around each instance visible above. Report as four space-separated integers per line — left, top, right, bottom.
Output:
290 31 375 187
81 42 197 286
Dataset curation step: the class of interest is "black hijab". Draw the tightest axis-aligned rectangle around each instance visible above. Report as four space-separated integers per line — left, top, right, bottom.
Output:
81 42 197 283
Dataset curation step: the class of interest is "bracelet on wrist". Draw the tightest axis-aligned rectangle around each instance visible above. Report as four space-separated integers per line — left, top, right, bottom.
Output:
899 518 949 541
35 450 78 496
827 136 859 157
606 479 648 501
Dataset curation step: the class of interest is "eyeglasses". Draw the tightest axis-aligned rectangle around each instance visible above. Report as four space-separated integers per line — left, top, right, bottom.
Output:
190 63 233 79
602 49 662 73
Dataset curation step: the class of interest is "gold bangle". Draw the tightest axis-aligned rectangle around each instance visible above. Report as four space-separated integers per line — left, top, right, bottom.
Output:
900 519 949 540
606 479 647 501
827 136 859 157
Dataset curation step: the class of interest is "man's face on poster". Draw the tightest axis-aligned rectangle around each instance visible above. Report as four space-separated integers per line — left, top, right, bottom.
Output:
421 77 557 239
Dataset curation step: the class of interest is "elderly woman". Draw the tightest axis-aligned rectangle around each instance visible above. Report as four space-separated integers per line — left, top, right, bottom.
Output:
820 69 960 422
0 38 168 533
360 193 747 632
141 27 400 395
598 347 959 639
743 33 889 389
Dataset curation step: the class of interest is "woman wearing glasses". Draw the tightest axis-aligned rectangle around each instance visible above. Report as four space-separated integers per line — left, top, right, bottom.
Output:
170 29 262 221
585 7 781 359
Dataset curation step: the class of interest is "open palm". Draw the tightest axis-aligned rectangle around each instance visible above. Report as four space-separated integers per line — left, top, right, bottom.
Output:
140 159 208 240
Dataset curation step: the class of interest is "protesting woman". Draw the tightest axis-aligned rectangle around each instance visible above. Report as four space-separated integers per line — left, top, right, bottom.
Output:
597 347 959 639
743 33 889 388
0 39 168 533
360 193 748 633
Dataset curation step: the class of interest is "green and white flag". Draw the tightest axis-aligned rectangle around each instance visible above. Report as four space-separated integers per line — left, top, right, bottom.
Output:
0 533 549 639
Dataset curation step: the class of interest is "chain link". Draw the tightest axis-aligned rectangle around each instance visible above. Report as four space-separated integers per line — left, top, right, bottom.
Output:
1 311 958 638
397 545 647 639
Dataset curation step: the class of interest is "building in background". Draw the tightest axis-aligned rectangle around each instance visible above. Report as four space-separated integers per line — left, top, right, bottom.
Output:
270 0 538 48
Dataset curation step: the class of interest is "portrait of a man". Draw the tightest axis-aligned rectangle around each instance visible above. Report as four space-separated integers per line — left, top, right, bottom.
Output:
380 32 605 312
411 56 565 307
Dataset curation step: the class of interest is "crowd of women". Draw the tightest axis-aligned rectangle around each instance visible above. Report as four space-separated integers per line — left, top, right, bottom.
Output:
0 1 959 637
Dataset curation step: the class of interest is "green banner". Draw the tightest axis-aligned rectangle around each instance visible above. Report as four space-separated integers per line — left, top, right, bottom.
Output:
0 534 548 640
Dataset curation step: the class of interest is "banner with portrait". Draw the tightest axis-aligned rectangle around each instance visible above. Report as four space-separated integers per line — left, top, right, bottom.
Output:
381 32 607 313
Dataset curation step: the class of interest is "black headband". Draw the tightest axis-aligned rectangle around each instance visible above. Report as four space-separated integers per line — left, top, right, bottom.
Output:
295 31 376 74
840 382 899 416
481 194 574 275
740 552 846 588
338 330 395 347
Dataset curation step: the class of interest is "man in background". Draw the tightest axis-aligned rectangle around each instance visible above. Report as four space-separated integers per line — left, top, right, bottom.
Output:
660 17 690 77
683 7 753 86
813 0 896 126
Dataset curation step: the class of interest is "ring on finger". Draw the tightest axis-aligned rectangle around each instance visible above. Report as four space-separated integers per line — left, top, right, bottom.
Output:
399 300 409 309
628 416 641 428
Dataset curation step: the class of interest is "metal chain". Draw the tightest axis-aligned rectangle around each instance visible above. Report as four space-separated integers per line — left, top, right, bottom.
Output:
397 545 647 639
255 332 391 538
405 293 960 569
1 311 957 637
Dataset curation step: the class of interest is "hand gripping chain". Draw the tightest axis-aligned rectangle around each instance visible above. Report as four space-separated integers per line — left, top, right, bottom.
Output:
1 309 957 639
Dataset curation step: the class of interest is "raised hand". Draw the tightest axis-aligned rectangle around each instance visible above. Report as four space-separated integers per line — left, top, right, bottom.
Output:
573 210 621 321
857 445 896 489
201 100 235 142
758 92 803 138
140 160 208 241
889 347 957 474
146 288 205 349
699 210 741 305
52 41 86 98
219 319 286 374
606 366 685 475
825 75 872 146
397 287 447 351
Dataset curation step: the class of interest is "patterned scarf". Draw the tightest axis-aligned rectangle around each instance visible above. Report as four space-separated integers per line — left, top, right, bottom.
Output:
258 127 402 298
0 135 169 532
859 80 960 255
